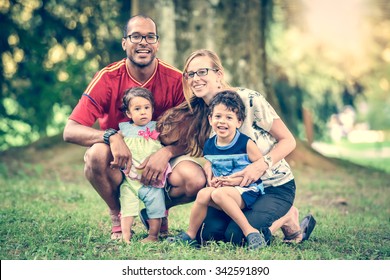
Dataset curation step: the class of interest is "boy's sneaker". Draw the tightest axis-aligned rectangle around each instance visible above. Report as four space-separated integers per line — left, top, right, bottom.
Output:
166 231 199 247
246 231 267 250
139 208 169 237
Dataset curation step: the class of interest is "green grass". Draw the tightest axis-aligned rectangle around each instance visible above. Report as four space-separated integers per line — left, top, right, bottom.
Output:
1 149 390 260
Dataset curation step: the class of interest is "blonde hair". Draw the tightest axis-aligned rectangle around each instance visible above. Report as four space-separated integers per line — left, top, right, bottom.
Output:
182 49 231 110
158 49 230 157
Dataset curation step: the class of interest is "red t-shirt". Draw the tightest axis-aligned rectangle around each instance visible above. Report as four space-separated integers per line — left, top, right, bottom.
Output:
69 58 184 130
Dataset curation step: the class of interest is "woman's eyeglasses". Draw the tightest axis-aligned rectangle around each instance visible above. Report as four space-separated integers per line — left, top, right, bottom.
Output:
183 68 218 80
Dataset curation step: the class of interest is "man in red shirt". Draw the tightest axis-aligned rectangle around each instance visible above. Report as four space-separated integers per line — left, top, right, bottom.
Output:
63 15 206 239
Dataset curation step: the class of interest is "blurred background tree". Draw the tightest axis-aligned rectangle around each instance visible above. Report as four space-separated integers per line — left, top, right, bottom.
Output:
1 0 389 151
0 0 129 149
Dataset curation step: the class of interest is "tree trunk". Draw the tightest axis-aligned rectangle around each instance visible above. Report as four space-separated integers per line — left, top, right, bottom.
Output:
131 0 139 15
155 0 176 64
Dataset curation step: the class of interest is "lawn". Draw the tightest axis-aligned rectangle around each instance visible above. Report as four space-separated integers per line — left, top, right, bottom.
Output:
1 140 389 260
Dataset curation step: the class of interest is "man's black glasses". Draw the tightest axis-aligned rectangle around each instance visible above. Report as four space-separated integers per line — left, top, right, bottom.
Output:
124 33 159 44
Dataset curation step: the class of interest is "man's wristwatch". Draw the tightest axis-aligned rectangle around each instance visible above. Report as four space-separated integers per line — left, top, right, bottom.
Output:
103 128 118 145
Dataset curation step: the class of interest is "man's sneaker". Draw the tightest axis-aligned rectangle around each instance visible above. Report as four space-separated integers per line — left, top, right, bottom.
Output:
139 208 169 237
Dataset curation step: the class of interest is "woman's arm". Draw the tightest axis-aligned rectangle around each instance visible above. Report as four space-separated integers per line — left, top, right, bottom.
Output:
256 118 296 168
228 118 296 187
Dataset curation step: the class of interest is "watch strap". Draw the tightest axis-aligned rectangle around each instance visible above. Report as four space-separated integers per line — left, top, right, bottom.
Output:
103 128 117 145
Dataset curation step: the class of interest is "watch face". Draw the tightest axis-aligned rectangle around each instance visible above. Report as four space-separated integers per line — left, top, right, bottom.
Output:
264 155 272 167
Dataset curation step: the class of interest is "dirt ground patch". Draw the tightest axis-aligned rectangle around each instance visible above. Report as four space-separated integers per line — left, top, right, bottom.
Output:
1 134 381 187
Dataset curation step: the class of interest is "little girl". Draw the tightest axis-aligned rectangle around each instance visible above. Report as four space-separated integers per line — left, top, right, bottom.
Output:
168 90 266 249
118 87 170 243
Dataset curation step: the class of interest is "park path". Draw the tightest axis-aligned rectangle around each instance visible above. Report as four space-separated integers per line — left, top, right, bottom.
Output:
311 142 390 159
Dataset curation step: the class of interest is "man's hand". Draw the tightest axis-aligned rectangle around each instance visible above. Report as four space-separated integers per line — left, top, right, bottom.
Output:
109 133 132 175
136 147 171 186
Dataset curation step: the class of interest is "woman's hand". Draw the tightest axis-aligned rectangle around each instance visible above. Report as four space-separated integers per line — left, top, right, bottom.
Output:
228 160 267 187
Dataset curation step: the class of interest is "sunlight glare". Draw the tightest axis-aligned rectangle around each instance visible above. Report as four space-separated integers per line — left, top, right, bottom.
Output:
303 0 365 57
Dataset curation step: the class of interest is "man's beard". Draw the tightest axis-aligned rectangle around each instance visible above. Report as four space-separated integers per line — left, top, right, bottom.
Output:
129 55 155 68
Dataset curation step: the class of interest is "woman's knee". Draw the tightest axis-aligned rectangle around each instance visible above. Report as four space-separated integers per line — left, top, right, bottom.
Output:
197 207 230 243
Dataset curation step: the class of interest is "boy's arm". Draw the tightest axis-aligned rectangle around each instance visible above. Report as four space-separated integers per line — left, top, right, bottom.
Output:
221 139 265 188
246 139 263 162
203 160 214 187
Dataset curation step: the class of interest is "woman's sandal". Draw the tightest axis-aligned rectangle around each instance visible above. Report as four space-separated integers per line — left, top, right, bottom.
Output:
283 230 302 243
246 232 267 250
301 214 316 241
283 214 317 243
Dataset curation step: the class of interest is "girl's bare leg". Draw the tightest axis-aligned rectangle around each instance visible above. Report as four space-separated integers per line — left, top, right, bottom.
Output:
121 216 135 244
142 218 161 242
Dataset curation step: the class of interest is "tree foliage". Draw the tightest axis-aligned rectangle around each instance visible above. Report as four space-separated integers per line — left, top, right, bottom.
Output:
0 0 128 149
268 0 390 141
